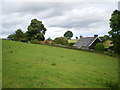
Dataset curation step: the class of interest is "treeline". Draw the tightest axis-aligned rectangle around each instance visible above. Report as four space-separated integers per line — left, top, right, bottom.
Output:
7 10 120 54
108 10 120 54
8 19 47 42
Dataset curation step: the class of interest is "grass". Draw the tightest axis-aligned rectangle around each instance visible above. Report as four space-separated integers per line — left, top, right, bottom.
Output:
68 39 78 43
2 40 118 88
103 40 113 48
0 40 2 89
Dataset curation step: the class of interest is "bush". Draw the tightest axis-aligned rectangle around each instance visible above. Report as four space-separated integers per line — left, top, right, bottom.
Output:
94 43 105 53
30 39 40 44
68 43 75 46
54 37 68 45
46 37 52 41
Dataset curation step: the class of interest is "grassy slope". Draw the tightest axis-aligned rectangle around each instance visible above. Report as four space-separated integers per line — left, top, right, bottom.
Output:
2 40 118 88
0 40 2 89
103 40 113 48
68 39 77 43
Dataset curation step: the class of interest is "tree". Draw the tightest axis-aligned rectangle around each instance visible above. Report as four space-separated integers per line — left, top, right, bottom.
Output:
94 43 105 53
14 29 25 41
26 19 47 41
76 37 78 39
7 34 15 40
30 39 40 44
7 29 25 41
64 30 73 39
108 10 120 53
54 37 68 45
46 37 52 41
100 35 110 42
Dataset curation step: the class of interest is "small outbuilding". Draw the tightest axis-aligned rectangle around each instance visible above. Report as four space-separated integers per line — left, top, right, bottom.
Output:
73 35 102 50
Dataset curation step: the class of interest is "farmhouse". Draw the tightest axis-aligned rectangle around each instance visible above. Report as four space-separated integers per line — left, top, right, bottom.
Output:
73 35 102 50
40 40 52 44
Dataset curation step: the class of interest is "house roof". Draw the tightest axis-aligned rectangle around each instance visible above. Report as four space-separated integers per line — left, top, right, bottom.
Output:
46 40 52 43
73 37 101 47
40 41 46 44
40 40 52 44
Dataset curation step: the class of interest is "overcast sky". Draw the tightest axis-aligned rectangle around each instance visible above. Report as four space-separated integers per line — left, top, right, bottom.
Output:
0 0 119 39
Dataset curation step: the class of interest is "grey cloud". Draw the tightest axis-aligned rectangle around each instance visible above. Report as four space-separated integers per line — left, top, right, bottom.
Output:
1 2 117 38
49 19 105 28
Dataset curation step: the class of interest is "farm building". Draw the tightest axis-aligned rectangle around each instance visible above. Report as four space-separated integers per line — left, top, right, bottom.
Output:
40 40 52 44
40 41 46 44
73 35 102 50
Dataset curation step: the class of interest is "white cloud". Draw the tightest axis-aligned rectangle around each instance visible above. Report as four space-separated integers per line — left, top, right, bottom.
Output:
1 2 118 39
1 0 119 2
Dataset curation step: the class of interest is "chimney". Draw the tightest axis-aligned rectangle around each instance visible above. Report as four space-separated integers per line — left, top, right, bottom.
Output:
80 35 83 38
94 35 98 37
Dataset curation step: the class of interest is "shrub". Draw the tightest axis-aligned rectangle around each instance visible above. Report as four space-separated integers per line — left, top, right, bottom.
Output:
94 43 105 53
54 37 68 45
68 43 75 46
30 39 40 44
46 37 52 41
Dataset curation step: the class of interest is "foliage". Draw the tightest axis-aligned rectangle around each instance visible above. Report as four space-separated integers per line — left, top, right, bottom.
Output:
94 43 105 52
2 40 118 88
113 34 120 53
14 29 26 41
64 30 73 39
76 37 78 39
7 34 15 40
30 39 40 44
26 19 47 41
68 43 75 46
108 10 120 54
100 35 110 42
7 29 26 41
46 37 52 41
54 37 68 45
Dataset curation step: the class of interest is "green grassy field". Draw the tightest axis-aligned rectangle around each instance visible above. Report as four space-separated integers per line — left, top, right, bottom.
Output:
2 40 118 88
68 39 77 43
0 40 2 89
103 40 113 48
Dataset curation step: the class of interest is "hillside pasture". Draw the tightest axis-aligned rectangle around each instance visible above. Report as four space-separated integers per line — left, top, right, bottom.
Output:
2 40 118 88
68 39 77 43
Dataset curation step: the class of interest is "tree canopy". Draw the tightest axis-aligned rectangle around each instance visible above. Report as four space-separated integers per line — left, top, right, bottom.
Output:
7 29 26 41
46 37 52 41
108 10 120 53
54 37 68 45
26 19 47 41
64 30 73 39
108 10 120 39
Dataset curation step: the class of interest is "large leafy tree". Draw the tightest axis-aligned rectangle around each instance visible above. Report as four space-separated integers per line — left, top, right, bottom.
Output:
7 34 15 40
14 29 25 41
64 30 73 39
108 10 120 53
26 19 47 41
7 29 25 41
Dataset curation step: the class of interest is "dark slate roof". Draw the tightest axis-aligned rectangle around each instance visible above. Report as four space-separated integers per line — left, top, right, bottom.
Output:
73 37 97 47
